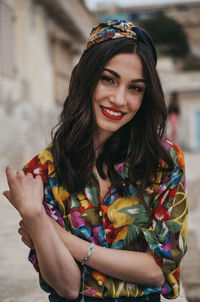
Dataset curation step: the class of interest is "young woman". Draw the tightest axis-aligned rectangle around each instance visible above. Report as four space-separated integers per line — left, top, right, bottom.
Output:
4 20 188 302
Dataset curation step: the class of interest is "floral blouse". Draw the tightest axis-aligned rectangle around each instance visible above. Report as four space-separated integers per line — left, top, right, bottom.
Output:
23 139 188 300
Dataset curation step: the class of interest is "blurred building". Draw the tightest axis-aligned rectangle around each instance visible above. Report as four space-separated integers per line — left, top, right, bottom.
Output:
0 0 97 168
89 0 200 151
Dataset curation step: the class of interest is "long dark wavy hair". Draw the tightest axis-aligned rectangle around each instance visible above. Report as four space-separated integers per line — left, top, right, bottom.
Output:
51 37 174 204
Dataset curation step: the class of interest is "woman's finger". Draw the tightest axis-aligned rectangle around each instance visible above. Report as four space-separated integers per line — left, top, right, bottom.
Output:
35 174 42 180
2 190 11 201
18 227 30 238
19 219 26 229
19 220 30 237
16 170 25 176
18 227 34 248
26 172 34 178
5 166 16 186
2 191 15 208
21 237 34 249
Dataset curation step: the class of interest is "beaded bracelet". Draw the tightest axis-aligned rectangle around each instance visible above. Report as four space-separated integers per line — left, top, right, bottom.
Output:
81 243 95 265
81 243 95 302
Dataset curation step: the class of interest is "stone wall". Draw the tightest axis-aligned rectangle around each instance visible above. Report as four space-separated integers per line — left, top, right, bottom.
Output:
0 0 96 170
166 3 200 58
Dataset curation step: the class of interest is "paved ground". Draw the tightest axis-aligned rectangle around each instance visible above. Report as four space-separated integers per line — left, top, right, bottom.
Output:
0 151 199 302
181 151 200 302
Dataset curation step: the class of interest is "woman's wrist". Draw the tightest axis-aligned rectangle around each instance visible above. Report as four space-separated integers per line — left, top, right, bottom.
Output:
21 205 46 226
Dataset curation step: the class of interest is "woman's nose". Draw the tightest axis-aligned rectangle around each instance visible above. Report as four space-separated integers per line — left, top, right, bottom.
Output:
110 86 127 107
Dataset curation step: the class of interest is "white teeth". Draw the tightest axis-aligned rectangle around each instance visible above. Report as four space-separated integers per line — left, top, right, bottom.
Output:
102 107 123 116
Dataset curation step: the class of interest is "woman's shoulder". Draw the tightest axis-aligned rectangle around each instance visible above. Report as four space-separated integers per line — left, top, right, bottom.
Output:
23 145 54 182
162 138 185 169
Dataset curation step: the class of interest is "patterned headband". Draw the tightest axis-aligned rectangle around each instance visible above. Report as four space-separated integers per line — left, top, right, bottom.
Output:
85 20 157 65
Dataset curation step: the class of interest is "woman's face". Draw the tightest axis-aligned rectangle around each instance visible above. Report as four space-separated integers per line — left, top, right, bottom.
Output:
92 52 146 144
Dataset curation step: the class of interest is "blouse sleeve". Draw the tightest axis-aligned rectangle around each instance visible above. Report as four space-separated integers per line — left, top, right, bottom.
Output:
23 148 67 293
142 142 188 299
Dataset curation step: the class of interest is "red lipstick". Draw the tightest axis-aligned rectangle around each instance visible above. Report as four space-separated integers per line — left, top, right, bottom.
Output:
100 106 125 120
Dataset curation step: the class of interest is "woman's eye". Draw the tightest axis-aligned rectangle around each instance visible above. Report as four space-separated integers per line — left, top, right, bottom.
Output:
100 75 114 83
129 85 144 92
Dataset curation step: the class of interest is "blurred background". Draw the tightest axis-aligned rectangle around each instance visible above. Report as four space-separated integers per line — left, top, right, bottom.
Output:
0 0 200 301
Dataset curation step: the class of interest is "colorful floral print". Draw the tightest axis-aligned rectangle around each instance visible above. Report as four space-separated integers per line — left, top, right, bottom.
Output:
86 20 137 51
24 139 188 299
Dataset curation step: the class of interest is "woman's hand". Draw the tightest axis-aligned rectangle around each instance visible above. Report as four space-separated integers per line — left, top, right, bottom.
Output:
3 167 81 298
3 166 44 218
18 219 34 249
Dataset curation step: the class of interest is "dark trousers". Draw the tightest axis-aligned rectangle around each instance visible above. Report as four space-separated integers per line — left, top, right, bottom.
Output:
49 292 160 302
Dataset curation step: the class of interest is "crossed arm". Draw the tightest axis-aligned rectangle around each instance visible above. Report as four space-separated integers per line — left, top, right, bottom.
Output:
4 167 165 298
3 167 81 299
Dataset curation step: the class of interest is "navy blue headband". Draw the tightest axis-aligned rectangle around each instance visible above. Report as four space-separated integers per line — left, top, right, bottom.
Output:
133 27 157 65
85 20 157 65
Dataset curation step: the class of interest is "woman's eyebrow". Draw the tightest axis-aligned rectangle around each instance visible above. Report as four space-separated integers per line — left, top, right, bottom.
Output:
131 79 146 83
103 68 146 83
103 68 120 79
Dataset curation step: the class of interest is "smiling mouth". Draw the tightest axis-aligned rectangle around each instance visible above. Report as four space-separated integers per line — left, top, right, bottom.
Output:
100 106 125 120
